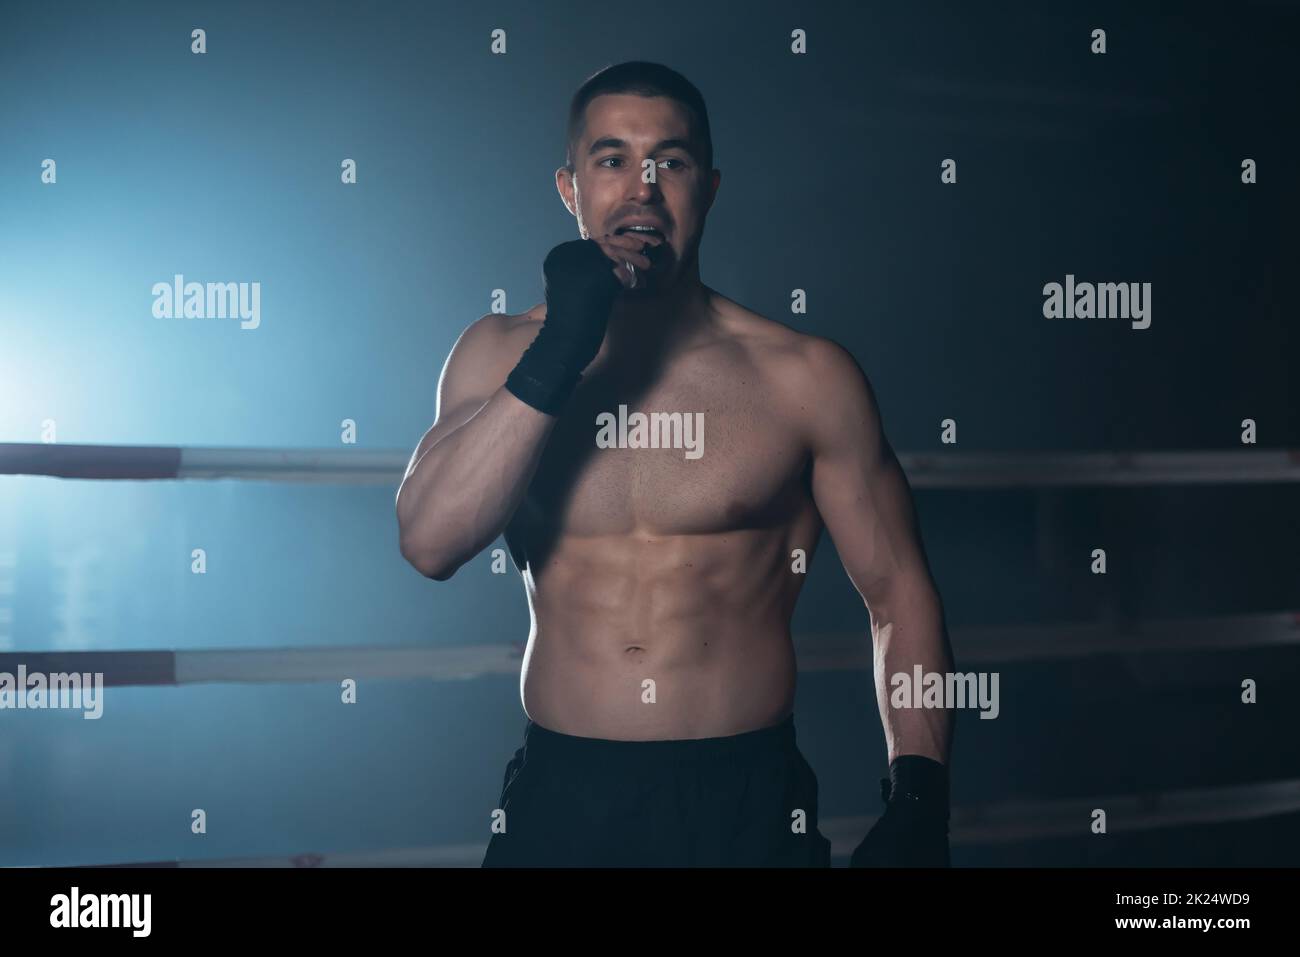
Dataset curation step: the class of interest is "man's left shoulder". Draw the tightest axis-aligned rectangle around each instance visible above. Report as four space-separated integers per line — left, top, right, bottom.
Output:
787 331 870 394
715 305 878 452
714 297 864 392
739 319 871 410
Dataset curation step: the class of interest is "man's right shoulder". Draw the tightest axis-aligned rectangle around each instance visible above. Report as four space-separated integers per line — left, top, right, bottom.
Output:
451 306 542 361
460 305 542 344
439 306 543 398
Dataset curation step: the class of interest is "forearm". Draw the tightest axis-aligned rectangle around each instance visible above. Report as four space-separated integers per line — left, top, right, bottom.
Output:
396 387 556 578
866 577 955 765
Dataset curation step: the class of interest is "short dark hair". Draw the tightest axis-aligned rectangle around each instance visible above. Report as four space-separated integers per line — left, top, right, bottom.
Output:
564 61 714 173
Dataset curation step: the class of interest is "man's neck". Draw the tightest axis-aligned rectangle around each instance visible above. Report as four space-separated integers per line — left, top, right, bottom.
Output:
602 272 714 359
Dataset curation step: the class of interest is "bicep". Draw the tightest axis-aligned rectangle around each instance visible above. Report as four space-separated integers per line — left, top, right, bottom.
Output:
805 342 932 603
401 315 508 481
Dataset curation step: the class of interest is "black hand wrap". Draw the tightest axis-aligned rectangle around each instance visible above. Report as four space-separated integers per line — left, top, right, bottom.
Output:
850 754 951 867
505 239 622 416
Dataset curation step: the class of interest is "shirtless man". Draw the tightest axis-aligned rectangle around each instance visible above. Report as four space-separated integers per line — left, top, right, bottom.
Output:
396 61 954 867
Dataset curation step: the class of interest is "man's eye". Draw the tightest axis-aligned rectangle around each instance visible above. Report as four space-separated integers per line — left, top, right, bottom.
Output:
599 156 684 169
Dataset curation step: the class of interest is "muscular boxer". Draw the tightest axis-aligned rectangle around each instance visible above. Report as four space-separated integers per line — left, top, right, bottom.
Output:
396 61 954 867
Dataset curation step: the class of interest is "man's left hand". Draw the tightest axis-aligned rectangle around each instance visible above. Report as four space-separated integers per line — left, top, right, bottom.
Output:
850 754 951 867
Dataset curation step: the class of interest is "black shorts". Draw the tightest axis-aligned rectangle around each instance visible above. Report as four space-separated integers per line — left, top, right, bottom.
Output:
482 713 833 867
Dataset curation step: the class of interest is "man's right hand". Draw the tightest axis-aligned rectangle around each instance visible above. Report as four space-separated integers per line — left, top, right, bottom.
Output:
538 238 623 371
541 232 663 363
591 230 663 292
504 233 661 416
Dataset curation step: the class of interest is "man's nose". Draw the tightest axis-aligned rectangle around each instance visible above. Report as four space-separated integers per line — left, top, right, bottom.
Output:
625 162 662 201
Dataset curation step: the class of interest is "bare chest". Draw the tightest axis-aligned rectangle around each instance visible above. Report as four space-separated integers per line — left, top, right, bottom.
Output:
517 355 811 537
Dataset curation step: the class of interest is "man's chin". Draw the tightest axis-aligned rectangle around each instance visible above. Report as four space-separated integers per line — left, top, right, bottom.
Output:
624 265 679 299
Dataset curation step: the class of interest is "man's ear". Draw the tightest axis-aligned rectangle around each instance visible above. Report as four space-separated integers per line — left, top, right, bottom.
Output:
703 168 721 214
555 166 577 217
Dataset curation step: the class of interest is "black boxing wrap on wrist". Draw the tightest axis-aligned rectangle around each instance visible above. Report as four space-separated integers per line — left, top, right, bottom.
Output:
850 754 951 867
883 754 950 820
504 351 583 417
505 239 622 416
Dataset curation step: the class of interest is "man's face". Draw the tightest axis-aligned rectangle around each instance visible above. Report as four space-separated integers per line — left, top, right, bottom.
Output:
558 93 719 293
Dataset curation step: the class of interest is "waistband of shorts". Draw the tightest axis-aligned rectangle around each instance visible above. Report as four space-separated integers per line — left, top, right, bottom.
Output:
521 713 798 767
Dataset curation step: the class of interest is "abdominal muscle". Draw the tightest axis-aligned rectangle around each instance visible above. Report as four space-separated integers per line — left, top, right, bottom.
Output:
517 526 805 741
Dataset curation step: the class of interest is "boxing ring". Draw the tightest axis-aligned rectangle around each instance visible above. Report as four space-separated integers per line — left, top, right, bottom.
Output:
3 441 1298 866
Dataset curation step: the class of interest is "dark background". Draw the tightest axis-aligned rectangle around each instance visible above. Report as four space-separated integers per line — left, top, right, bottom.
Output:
0 0 1295 866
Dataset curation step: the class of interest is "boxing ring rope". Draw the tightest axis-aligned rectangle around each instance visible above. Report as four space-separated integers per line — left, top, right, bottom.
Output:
2 611 1295 689
3 442 1299 487
0 443 406 484
85 777 1300 867
5 440 1297 866
11 609 1299 867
